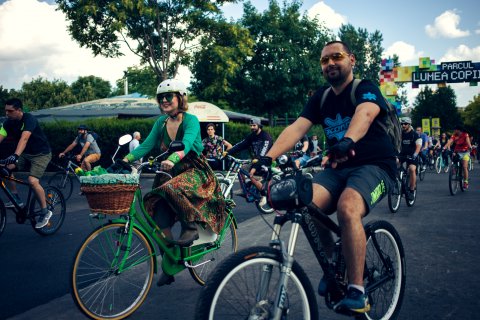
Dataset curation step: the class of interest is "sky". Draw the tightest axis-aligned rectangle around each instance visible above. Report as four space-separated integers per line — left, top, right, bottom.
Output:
0 0 479 107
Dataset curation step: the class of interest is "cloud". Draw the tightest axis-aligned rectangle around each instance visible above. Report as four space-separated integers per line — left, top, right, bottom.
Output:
425 10 470 38
307 1 347 30
0 0 140 90
440 44 480 62
384 41 424 65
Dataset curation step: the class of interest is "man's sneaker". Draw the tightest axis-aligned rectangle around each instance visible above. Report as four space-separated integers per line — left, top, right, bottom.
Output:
318 275 327 296
334 287 370 314
35 210 53 229
4 200 24 208
406 190 415 202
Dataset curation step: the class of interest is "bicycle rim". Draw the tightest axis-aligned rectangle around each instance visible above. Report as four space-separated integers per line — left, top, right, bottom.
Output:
435 157 442 174
71 223 154 319
363 221 406 320
202 247 317 320
48 172 73 201
30 186 66 235
189 218 238 285
448 165 459 195
387 179 401 213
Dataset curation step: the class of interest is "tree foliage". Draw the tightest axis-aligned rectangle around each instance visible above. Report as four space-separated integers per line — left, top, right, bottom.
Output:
462 94 480 138
112 66 158 97
71 76 112 102
56 0 236 81
20 77 77 110
411 86 462 132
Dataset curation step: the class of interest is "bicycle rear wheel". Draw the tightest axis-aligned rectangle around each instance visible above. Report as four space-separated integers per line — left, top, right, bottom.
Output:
195 246 318 320
0 201 6 237
448 164 459 195
30 186 66 235
71 223 154 319
48 172 74 201
434 156 442 174
417 159 426 181
387 178 401 213
189 216 238 285
361 220 406 320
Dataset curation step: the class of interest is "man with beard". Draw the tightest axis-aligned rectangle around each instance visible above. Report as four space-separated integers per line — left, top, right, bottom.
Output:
224 117 273 191
256 41 396 314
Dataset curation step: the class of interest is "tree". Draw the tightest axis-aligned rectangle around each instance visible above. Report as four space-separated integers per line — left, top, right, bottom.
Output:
71 76 112 102
411 85 462 132
190 20 254 109
338 24 384 84
197 0 331 121
112 66 157 97
462 94 480 138
20 77 77 110
56 0 237 81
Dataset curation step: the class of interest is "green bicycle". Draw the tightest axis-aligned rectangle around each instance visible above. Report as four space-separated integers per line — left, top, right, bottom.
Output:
70 137 238 319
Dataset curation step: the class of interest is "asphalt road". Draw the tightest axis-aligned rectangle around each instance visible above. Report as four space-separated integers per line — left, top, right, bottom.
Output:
1 166 479 320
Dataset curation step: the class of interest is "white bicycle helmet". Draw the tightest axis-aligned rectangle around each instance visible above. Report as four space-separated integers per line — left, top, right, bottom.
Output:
156 79 188 96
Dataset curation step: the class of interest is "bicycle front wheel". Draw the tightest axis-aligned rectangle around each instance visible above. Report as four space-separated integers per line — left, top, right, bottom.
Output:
189 216 238 285
448 164 459 195
30 186 66 236
361 220 406 320
71 223 155 319
387 178 401 213
434 156 442 174
48 172 74 201
195 246 318 320
0 201 6 237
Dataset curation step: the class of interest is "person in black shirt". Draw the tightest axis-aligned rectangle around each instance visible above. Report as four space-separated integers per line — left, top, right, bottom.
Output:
259 40 396 313
0 98 53 228
225 118 273 191
399 117 422 200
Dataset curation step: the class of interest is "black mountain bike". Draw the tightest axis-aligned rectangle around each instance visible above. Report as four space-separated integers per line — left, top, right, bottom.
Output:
388 156 417 213
449 153 465 195
0 160 66 237
196 156 406 320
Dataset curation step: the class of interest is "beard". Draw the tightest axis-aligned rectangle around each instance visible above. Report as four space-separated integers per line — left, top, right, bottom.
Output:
323 65 349 86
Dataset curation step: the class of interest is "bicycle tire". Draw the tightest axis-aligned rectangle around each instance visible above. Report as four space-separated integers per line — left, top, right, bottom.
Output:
71 223 154 319
418 159 426 181
360 220 406 320
448 164 459 195
189 216 238 285
387 178 401 213
0 201 6 237
30 186 66 236
195 246 319 320
48 172 74 201
255 198 275 214
434 156 442 174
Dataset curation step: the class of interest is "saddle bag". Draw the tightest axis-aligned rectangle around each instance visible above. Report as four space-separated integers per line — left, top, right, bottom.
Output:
268 172 313 211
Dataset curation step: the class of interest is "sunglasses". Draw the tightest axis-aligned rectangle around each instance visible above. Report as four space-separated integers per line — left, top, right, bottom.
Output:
157 92 176 103
401 123 410 126
320 51 349 65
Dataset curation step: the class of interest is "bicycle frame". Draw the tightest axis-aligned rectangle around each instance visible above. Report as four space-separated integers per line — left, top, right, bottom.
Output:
94 181 237 277
0 173 36 221
51 157 82 182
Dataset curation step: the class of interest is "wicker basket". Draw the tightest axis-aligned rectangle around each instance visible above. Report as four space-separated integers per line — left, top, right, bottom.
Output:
81 183 138 215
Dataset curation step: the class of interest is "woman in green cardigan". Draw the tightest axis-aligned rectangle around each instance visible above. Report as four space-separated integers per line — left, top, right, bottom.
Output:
123 79 226 286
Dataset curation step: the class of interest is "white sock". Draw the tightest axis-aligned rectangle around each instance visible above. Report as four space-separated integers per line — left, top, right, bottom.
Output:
348 284 365 294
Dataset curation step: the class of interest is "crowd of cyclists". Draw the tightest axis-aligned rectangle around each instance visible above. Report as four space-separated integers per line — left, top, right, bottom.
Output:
1 39 478 317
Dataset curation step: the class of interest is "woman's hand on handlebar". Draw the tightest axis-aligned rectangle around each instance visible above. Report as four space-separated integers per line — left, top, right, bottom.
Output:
160 159 174 171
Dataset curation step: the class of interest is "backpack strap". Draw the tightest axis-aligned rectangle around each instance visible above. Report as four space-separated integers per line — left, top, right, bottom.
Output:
320 78 363 110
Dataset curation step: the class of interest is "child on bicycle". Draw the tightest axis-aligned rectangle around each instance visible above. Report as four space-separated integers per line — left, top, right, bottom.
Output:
122 79 226 286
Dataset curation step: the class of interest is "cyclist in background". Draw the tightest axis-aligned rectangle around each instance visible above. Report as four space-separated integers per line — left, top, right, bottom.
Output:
443 125 472 189
59 125 101 171
399 117 422 201
202 123 232 170
416 127 428 172
224 117 273 191
258 40 396 314
292 134 311 169
434 132 450 172
0 98 53 228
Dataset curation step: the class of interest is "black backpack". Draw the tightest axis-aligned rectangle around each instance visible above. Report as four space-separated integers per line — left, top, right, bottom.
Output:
320 79 402 154
88 131 99 142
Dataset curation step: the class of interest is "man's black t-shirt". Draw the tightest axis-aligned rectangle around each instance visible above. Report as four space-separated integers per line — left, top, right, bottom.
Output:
400 129 420 156
300 79 396 179
2 113 51 155
229 130 273 158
